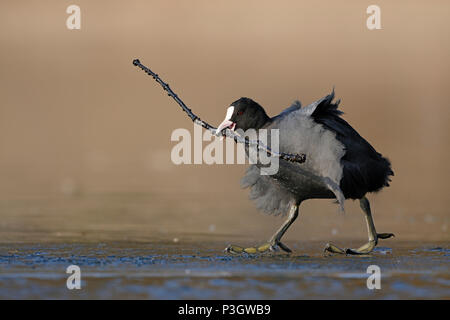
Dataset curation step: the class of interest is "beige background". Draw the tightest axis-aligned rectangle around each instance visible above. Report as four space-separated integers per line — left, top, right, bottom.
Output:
0 1 448 243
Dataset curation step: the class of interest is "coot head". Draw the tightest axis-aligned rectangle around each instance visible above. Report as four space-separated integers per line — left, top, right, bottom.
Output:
216 97 271 135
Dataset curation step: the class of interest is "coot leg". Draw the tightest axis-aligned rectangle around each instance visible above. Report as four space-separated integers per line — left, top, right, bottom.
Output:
225 202 299 254
324 197 394 255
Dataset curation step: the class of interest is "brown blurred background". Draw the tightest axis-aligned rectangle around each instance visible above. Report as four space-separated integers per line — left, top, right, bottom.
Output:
0 1 448 244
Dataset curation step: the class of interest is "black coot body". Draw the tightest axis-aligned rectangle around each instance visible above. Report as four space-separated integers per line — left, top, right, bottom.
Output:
218 91 393 215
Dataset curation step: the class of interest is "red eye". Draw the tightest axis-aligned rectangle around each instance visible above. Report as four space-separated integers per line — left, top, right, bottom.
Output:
237 111 244 116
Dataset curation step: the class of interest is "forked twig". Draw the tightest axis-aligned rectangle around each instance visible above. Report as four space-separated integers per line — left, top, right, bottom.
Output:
132 59 306 164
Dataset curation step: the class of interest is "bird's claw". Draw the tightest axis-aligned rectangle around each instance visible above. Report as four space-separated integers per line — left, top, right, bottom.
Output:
275 241 292 253
323 242 346 255
323 242 372 256
224 240 292 255
324 232 395 256
377 233 395 239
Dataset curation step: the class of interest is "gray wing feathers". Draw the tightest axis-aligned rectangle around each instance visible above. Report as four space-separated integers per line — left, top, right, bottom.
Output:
298 96 328 116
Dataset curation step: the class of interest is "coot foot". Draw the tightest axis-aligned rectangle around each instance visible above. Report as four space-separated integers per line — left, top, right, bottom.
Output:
324 197 395 256
224 240 292 254
224 202 299 255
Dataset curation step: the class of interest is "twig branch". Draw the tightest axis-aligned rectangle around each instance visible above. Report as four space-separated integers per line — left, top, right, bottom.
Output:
132 59 306 164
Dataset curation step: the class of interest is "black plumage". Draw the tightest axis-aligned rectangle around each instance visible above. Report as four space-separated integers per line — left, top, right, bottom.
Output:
218 90 394 213
309 91 394 199
215 89 395 254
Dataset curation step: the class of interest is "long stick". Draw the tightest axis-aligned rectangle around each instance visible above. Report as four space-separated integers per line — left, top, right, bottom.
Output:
132 59 306 164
